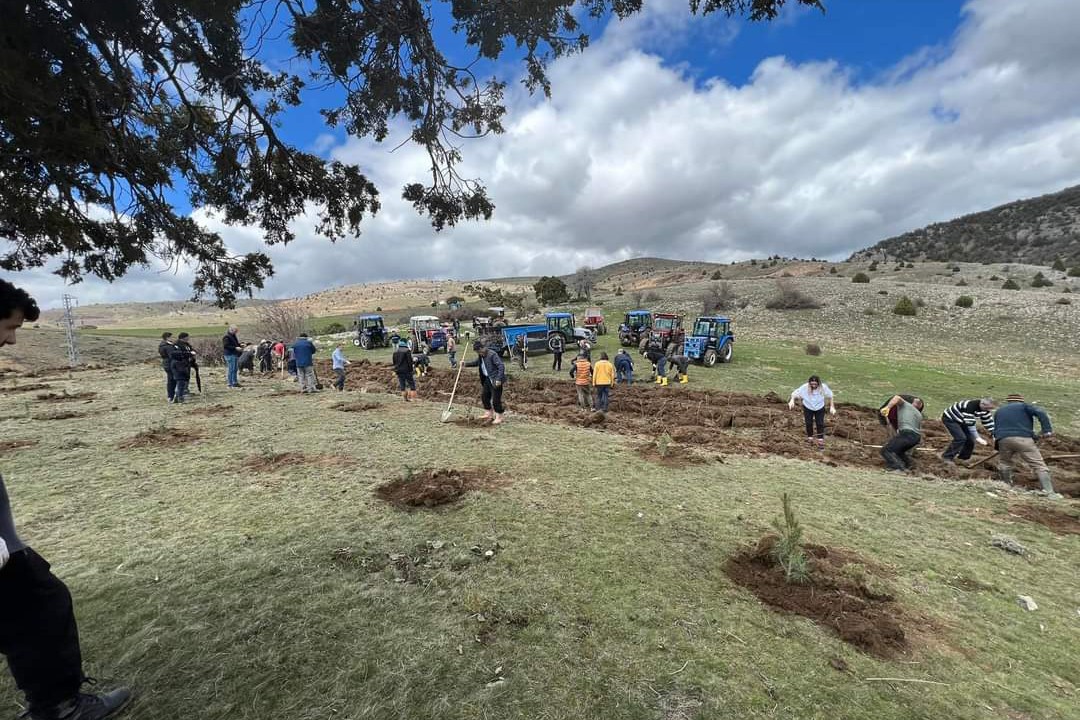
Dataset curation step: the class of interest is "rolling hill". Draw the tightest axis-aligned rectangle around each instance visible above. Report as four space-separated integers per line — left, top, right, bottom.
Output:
852 184 1080 266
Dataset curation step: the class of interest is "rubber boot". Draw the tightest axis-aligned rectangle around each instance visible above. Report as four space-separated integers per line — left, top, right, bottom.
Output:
654 375 662 385
998 466 1013 486
660 376 669 387
679 374 688 384
1036 470 1056 494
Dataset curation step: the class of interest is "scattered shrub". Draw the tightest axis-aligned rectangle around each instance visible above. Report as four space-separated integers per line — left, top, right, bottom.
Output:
905 262 914 268
1031 272 1053 288
375 306 382 312
629 291 643 307
805 343 822 356
956 278 968 286
1055 298 1072 305
190 337 225 366
764 280 822 310
1052 259 1067 271
829 266 837 274
862 308 878 316
701 282 736 313
868 261 879 271
950 265 961 273
771 494 809 584
851 272 870 284
1068 266 1080 278
877 290 888 295
319 322 347 334
989 275 1000 281
893 296 917 316
955 295 974 308
711 270 723 280
914 298 926 307
1001 279 1020 290
1064 287 1073 294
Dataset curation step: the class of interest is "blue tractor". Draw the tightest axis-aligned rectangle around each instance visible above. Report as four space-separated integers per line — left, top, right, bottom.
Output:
683 316 734 366
352 314 395 349
619 310 653 346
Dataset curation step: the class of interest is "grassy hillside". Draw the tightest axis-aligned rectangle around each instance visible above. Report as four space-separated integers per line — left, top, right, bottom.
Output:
852 185 1080 266
0 362 1076 720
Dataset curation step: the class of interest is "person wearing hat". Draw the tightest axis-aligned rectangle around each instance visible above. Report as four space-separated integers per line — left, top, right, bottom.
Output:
464 341 507 424
158 332 176 402
879 394 924 472
391 339 416 400
993 394 1058 497
0 279 132 720
169 332 197 402
614 348 634 385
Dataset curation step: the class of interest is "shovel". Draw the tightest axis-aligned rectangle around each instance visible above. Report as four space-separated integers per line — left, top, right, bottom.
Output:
440 343 469 423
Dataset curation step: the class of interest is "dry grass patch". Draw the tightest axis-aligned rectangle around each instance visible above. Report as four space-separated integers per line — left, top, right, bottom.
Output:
0 382 52 394
244 452 353 473
117 427 204 449
187 404 236 417
35 390 96 403
332 400 382 413
1007 504 1080 535
35 409 88 421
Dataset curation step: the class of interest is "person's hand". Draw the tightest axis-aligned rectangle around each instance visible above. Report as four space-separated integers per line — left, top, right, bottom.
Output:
975 436 988 446
788 400 795 410
829 406 837 416
494 380 503 388
880 407 890 417
0 537 8 570
1042 431 1054 439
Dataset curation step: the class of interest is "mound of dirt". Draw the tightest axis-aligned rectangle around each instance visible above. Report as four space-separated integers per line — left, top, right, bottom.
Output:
117 428 203 449
188 404 235 417
1007 504 1080 535
0 439 38 455
725 536 908 658
36 410 87 421
332 400 382 413
375 468 504 509
319 359 1080 499
636 443 708 468
0 383 52 394
451 416 494 429
35 391 96 403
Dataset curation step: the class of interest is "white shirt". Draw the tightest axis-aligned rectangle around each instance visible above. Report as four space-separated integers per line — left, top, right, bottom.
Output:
792 382 833 411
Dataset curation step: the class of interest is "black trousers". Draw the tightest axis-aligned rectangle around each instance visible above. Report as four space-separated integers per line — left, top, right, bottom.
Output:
164 366 175 400
881 430 921 470
0 548 83 711
942 418 974 460
481 379 505 414
552 352 562 370
802 407 826 439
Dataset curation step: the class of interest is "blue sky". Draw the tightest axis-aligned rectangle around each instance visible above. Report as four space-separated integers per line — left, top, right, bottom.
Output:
8 0 1080 309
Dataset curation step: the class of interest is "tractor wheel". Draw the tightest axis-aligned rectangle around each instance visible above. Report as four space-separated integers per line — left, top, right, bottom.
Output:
408 337 419 353
352 337 362 347
598 323 606 335
719 343 733 363
703 348 718 367
359 334 371 350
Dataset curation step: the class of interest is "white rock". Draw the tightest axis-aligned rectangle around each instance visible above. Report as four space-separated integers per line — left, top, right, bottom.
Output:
1016 595 1038 612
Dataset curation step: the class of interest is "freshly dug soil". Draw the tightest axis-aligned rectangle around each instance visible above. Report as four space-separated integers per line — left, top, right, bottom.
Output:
0 383 52 394
332 400 382 413
451 416 494 429
0 439 38 455
375 468 504 509
117 428 204 449
1007 504 1080 535
318 359 1080 499
35 391 96 403
725 536 908 658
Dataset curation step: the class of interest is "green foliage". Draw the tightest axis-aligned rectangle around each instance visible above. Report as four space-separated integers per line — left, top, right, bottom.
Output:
375 306 382 312
319 322 348 334
906 262 915 268
1001 279 1021 290
765 281 822 310
533 276 570 305
1069 266 1080 278
770 494 809 584
955 295 974 308
893 296 917 316
1052 259 1067 271
805 343 821 356
989 275 1001 281
0 0 819 306
956 278 968 286
711 270 724 280
851 272 870 283
1031 272 1054 288
1056 297 1072 305
829 266 837 274
868 261 879 271
655 433 673 458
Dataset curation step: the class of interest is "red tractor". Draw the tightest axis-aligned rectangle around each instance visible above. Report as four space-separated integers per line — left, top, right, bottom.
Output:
640 312 685 355
583 307 607 335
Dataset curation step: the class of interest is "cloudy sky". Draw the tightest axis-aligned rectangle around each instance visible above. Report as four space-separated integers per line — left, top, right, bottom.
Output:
7 0 1080 308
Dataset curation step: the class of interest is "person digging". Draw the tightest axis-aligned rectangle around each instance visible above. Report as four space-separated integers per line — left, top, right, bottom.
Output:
879 395 924 472
667 354 691 385
992 394 1060 499
464 341 506 424
940 398 995 464
0 279 132 720
643 347 667 386
391 340 417 401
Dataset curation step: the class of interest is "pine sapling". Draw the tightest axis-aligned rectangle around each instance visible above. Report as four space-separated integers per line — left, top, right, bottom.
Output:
771 493 809 583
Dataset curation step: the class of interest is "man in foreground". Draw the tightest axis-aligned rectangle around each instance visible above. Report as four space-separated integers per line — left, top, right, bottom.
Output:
993 394 1059 498
0 279 132 720
879 395 924 472
940 398 995 463
291 333 318 393
464 341 506 424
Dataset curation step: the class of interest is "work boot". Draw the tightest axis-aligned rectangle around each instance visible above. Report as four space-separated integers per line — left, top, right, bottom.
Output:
679 374 688 384
998 467 1013 486
1036 470 1056 495
660 376 669 387
29 688 132 720
654 375 662 385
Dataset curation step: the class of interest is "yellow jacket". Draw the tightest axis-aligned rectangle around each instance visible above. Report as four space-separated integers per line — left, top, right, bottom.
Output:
592 359 615 386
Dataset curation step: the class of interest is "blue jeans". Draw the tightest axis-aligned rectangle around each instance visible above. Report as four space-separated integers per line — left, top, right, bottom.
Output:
225 354 239 386
942 418 974 460
173 377 189 401
616 367 632 384
448 351 457 367
595 385 611 412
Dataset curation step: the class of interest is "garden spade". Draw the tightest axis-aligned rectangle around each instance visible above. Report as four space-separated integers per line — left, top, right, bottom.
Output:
441 342 469 423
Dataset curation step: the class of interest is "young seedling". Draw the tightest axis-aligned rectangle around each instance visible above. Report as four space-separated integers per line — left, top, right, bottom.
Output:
771 493 809 584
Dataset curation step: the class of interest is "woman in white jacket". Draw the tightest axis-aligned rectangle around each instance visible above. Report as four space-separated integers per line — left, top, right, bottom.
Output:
788 375 836 450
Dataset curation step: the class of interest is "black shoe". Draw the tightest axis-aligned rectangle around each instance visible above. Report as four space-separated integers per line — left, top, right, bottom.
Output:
28 688 132 720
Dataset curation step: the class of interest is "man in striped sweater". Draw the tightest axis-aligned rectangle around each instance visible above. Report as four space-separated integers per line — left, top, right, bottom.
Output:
941 398 995 463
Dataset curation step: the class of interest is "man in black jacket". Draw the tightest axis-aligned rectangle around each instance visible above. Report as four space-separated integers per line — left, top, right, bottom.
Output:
464 341 507 424
170 333 197 403
0 279 132 720
158 332 175 402
391 340 416 400
222 326 242 388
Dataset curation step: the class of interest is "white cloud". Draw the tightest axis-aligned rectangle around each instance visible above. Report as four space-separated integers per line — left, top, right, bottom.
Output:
7 0 1080 308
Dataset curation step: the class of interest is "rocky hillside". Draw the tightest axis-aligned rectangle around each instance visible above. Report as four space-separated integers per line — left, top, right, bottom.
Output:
852 185 1080 266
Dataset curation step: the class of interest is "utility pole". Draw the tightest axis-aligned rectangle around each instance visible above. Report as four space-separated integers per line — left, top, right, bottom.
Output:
62 294 80 367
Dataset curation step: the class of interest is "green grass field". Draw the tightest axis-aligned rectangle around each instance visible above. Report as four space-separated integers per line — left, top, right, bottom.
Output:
1 362 1076 720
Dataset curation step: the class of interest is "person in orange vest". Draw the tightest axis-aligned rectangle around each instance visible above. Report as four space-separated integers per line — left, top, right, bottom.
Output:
569 352 593 410
592 352 616 413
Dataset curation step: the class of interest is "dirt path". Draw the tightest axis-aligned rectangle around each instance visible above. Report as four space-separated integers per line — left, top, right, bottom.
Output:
320 360 1080 499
